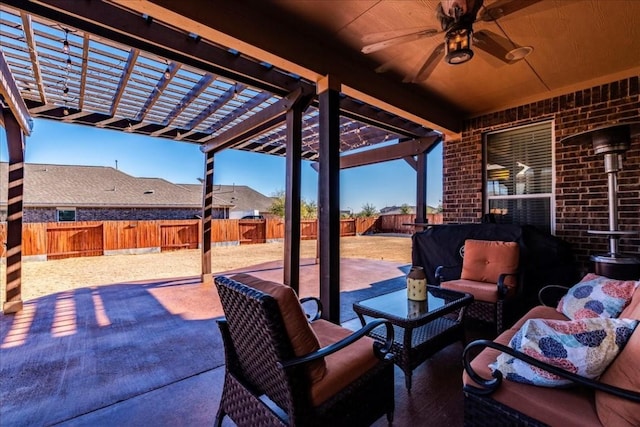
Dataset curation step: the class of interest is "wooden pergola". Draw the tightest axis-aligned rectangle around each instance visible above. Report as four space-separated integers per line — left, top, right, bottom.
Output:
0 2 442 321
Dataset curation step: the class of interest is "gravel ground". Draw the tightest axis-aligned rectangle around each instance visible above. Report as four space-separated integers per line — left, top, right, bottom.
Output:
0 235 412 304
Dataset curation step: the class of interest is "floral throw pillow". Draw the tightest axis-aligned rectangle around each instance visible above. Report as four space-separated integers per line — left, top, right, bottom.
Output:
557 274 639 320
490 317 638 388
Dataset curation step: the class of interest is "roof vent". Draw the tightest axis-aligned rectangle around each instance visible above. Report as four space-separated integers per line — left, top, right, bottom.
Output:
144 190 155 194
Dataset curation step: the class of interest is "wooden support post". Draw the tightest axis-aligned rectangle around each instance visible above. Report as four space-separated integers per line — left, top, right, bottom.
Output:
2 110 25 313
283 100 303 292
317 75 341 323
200 150 214 285
415 151 427 228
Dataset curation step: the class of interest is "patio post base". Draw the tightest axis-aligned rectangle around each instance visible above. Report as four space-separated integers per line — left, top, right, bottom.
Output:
3 300 23 314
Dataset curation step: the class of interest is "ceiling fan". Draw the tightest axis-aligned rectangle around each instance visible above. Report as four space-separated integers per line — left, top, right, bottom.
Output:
361 0 542 83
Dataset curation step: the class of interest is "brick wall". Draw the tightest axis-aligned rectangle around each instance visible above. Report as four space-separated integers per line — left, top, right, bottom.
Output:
23 207 227 222
443 76 639 271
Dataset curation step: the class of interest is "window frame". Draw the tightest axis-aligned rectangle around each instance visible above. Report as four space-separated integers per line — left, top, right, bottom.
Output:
483 120 556 234
56 207 77 222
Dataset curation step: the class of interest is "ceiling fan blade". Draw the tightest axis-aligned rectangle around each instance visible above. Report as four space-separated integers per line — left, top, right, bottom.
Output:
478 0 543 21
361 28 440 54
362 27 440 44
473 29 516 64
410 43 445 83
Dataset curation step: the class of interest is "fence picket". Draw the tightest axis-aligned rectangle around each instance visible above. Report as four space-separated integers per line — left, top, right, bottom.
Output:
0 214 442 259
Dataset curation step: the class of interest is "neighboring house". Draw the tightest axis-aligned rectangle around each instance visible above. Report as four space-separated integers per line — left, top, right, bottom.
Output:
209 184 275 219
0 163 233 222
379 205 438 215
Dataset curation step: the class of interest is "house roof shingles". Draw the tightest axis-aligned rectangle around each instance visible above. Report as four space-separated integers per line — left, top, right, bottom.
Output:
0 163 231 209
210 185 274 214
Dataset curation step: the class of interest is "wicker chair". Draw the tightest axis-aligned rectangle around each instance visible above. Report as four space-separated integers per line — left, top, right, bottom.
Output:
435 239 520 334
214 274 395 427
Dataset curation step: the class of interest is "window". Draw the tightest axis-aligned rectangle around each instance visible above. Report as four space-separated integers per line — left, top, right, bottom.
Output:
485 121 554 234
57 208 76 222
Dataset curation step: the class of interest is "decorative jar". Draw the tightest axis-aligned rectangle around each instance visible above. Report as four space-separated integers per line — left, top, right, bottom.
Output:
407 266 427 301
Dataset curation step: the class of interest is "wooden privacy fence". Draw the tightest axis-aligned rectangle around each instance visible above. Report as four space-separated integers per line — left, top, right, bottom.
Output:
0 214 442 260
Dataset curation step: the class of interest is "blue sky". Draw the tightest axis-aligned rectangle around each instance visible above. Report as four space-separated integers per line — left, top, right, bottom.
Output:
1 118 443 212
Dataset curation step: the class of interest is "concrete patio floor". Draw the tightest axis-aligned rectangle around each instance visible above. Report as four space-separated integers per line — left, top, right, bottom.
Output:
1 258 475 426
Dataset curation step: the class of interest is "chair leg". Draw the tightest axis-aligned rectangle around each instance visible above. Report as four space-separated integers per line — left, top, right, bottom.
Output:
496 302 504 334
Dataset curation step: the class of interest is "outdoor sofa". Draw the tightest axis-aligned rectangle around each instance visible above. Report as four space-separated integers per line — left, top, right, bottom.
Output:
462 273 640 426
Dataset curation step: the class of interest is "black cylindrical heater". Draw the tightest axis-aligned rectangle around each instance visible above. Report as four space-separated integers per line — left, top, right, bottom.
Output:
562 122 640 280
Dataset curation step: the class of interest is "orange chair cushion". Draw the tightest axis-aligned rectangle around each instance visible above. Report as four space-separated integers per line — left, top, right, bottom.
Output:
230 273 326 383
460 239 519 287
595 287 640 427
441 279 502 303
309 319 379 406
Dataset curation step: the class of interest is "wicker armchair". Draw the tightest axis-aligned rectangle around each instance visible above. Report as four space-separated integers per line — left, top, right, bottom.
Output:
435 239 520 334
214 274 395 427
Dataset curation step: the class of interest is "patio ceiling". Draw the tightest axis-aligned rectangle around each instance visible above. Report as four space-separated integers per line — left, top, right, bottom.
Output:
0 1 440 162
105 0 640 136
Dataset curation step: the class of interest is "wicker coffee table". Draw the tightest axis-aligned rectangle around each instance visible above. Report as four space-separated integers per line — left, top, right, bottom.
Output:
353 286 473 391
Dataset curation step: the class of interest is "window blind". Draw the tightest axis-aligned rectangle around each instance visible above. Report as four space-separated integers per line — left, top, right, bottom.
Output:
485 121 553 233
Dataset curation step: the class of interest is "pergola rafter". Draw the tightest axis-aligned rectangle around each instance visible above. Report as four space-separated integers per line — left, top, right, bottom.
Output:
19 13 46 104
109 48 139 117
134 60 179 122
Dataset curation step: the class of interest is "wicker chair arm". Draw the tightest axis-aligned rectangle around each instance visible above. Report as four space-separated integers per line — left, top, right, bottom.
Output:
279 319 395 369
300 297 322 321
538 285 570 307
435 264 461 285
462 339 640 402
497 272 519 298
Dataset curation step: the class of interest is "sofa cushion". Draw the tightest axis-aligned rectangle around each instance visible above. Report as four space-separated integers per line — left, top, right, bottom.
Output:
595 287 640 427
463 315 602 427
490 317 638 387
461 240 519 287
511 305 569 330
557 274 639 320
309 319 379 405
229 273 326 383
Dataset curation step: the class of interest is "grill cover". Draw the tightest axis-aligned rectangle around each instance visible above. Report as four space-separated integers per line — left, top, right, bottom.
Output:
411 224 579 310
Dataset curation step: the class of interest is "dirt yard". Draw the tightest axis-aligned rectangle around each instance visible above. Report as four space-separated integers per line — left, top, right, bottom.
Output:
0 235 412 303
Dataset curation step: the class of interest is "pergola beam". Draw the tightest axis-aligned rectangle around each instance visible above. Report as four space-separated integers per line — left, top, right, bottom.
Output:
309 135 442 171
340 135 441 169
200 88 303 153
161 73 214 127
19 13 47 105
0 49 33 136
78 33 90 111
109 48 139 117
135 61 180 122
199 91 272 137
177 83 243 140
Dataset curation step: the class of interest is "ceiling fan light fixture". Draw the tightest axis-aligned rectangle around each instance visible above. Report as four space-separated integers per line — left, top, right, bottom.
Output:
444 25 474 65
